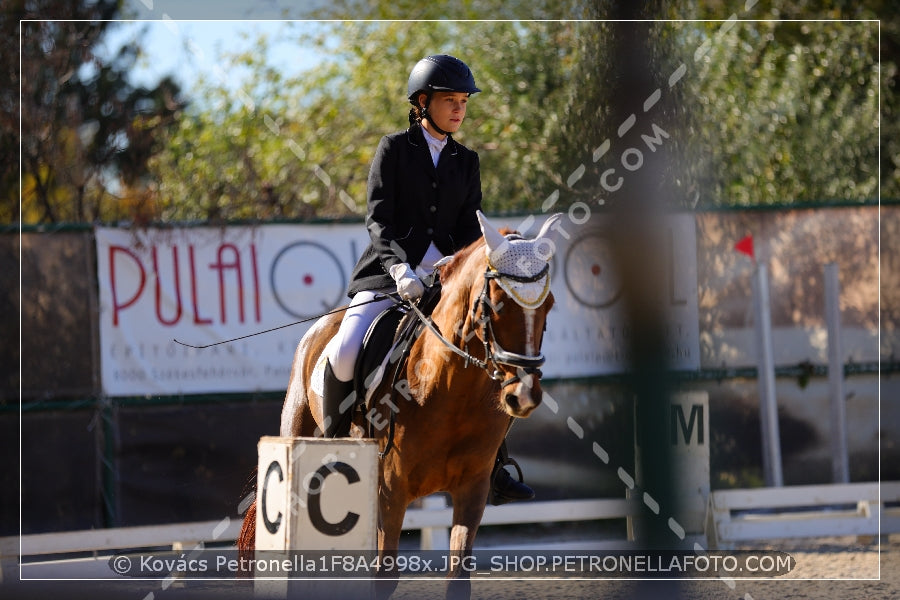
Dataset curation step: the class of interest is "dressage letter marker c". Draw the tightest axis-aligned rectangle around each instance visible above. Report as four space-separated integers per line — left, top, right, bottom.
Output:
261 460 284 534
254 437 377 598
306 462 361 536
255 437 377 552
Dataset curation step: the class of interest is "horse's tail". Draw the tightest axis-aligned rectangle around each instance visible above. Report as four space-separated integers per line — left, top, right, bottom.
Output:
238 498 256 553
236 468 257 576
236 498 257 578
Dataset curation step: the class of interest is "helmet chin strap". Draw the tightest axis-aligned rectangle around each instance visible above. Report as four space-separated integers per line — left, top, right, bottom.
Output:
421 95 450 137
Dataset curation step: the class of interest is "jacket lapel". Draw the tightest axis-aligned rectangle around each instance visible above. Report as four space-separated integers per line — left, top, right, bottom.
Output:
407 125 438 175
435 136 459 179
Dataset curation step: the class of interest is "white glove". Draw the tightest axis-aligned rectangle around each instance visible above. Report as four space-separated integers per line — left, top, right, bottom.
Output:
389 263 425 301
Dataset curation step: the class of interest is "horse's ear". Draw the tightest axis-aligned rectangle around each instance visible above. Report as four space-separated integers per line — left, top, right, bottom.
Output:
477 210 508 260
533 213 564 259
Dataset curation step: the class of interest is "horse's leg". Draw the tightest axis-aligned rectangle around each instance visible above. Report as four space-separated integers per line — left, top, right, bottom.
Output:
445 478 491 600
374 471 409 600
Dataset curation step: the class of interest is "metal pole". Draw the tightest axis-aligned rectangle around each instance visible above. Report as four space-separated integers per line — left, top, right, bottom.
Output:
825 263 850 483
753 263 783 487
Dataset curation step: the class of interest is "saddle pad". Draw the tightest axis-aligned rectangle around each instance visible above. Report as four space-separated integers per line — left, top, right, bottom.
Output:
309 335 339 399
354 306 407 396
309 307 405 407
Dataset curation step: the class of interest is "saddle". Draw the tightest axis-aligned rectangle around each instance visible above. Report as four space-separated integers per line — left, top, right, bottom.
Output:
350 278 442 431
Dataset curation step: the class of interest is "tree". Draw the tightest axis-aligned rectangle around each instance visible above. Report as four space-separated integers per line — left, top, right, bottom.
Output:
551 3 888 210
147 19 584 220
5 1 896 225
146 2 893 223
681 19 880 206
3 0 186 225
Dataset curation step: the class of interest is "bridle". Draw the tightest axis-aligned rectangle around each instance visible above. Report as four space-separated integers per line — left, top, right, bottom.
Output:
407 261 550 389
378 257 550 458
476 263 549 385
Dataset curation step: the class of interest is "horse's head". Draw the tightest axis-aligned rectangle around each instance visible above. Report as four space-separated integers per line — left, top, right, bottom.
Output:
467 210 562 418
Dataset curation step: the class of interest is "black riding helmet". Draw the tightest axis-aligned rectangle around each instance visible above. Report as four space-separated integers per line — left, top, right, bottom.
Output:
407 55 480 135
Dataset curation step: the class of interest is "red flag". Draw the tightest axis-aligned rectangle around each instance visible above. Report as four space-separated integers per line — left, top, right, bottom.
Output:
734 235 755 260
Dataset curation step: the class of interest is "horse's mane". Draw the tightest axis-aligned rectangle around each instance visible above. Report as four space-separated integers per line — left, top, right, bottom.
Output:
438 227 518 284
438 238 483 283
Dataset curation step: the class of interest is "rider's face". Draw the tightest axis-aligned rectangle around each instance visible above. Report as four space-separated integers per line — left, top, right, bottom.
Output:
420 91 468 137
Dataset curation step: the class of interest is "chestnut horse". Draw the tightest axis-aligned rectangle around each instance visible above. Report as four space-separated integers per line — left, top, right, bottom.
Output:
238 211 561 599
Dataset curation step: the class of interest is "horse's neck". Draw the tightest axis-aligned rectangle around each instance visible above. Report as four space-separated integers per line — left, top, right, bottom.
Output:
408 274 489 395
430 277 476 356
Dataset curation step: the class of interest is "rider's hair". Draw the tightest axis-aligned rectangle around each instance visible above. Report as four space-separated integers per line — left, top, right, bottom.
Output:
408 96 426 127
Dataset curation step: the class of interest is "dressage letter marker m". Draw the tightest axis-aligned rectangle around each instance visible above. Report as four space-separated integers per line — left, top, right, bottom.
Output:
669 393 709 535
255 437 377 551
630 392 710 541
671 402 704 446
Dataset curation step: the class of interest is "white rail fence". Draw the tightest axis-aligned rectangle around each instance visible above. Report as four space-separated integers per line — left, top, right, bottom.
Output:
706 481 900 549
4 481 898 563
0 496 635 561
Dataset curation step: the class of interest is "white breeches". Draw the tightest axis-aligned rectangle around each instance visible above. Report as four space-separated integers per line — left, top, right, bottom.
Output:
325 290 394 382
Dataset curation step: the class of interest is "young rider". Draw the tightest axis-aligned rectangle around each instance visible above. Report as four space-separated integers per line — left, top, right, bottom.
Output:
322 54 534 505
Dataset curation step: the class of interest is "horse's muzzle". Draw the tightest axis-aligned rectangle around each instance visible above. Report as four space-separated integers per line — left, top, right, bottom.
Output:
501 372 543 417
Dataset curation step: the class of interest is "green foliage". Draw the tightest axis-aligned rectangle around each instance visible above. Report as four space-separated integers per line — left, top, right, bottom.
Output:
551 13 886 210
676 20 881 207
4 0 186 225
148 20 583 220
6 0 896 225
149 16 889 222
673 0 896 202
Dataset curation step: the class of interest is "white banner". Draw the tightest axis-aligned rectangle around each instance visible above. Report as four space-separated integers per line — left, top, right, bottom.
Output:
95 215 698 396
545 212 700 376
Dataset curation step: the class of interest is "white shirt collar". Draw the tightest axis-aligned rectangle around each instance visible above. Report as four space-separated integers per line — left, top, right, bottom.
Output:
421 126 448 167
421 125 448 148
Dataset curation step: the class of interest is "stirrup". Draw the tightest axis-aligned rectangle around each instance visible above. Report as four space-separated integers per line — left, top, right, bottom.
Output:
489 451 534 505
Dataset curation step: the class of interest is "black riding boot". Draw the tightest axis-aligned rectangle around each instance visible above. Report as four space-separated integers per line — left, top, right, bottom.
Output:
322 359 355 438
488 440 534 505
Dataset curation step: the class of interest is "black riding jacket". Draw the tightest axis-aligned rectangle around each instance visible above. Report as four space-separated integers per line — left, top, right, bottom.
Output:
347 123 483 296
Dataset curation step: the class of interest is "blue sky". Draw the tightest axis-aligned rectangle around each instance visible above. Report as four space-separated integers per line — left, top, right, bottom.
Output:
108 0 334 98
98 20 326 98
